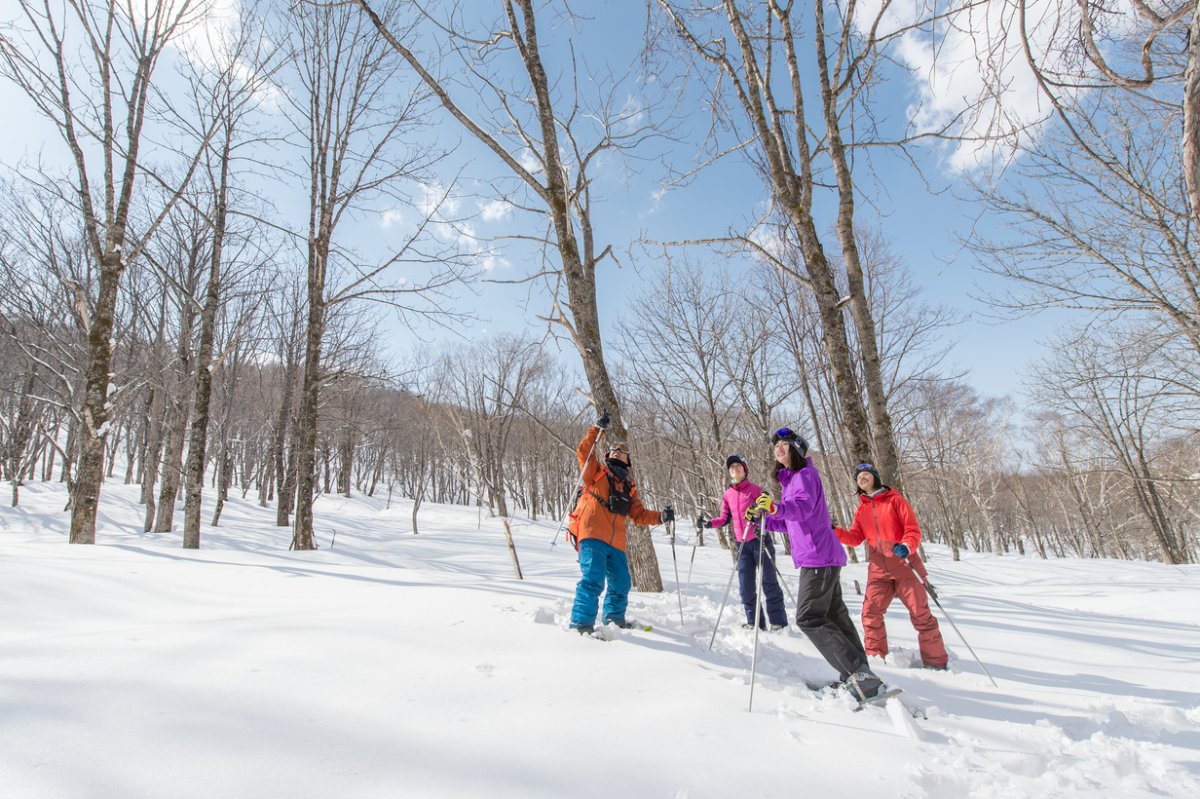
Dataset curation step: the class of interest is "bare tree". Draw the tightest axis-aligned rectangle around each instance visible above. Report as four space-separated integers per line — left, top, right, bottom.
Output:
653 0 954 484
179 9 281 549
0 0 216 543
1029 325 1196 564
1002 0 1200 229
353 0 676 589
284 0 469 551
434 336 552 579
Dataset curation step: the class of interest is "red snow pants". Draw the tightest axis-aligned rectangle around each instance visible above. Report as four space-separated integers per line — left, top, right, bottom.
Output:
860 550 948 668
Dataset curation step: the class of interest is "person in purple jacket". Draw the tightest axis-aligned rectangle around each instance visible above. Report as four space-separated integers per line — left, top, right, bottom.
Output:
746 428 885 700
697 454 788 631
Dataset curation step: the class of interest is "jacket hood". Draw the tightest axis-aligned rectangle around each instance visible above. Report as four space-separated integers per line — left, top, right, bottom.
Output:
857 485 893 500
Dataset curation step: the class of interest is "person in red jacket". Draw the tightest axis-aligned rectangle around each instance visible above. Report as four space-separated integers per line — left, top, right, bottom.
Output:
834 464 948 670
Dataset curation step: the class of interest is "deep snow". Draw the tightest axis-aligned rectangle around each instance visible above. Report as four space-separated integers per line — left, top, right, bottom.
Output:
2 481 1198 798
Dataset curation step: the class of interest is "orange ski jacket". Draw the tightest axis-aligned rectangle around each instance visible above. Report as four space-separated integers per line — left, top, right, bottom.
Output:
566 425 661 552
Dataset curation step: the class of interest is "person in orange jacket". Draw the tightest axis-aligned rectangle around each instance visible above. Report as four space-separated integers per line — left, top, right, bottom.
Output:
834 464 948 670
566 411 673 634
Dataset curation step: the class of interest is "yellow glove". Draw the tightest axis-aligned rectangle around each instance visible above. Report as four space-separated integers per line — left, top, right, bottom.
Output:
744 493 776 521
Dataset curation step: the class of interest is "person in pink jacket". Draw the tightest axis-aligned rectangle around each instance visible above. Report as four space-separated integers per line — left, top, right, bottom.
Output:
697 455 788 630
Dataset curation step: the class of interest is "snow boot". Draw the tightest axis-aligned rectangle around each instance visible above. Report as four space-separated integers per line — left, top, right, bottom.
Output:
604 617 635 629
569 622 595 635
844 671 885 702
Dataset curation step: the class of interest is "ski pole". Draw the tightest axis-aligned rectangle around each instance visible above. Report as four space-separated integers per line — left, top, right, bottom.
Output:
668 518 685 628
548 424 606 548
684 509 706 595
748 527 767 712
760 535 797 610
901 556 999 688
708 540 744 650
683 534 699 596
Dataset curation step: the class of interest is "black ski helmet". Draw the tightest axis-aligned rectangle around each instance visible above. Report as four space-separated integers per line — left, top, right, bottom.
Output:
725 454 748 471
854 462 882 491
771 427 808 458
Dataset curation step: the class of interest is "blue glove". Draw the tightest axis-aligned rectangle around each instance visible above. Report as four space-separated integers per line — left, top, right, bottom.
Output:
892 543 910 559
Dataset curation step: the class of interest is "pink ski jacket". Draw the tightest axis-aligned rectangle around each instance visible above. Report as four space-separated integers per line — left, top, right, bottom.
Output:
708 480 769 543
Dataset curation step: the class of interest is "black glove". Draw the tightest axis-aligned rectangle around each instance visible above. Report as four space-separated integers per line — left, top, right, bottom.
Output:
596 410 610 430
660 505 674 523
695 514 710 530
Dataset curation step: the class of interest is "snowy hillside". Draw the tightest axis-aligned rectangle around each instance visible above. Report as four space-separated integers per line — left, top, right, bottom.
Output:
2 483 1198 799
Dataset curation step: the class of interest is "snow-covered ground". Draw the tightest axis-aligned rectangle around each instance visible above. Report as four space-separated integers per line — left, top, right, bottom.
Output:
2 481 1197 798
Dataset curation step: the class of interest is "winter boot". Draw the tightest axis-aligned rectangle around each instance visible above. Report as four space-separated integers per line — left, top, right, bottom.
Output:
769 623 788 632
604 616 635 629
569 622 595 635
844 671 885 702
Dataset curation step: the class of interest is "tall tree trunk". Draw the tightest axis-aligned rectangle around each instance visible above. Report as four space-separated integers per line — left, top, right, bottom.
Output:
154 277 198 533
814 2 902 485
7 368 39 507
181 137 231 549
69 262 122 544
1182 2 1200 231
273 363 297 526
291 244 327 550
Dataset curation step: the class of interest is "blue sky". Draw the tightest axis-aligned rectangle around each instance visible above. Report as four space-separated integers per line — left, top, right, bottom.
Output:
0 0 1073 406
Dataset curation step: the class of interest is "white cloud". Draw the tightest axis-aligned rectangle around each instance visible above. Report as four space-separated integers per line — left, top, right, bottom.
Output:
379 208 405 230
479 199 513 222
518 149 543 175
417 183 461 217
851 0 1123 172
173 0 243 71
451 222 509 272
614 94 647 135
642 184 667 218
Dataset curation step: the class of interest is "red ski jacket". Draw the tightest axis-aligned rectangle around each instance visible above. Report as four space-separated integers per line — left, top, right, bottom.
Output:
834 487 922 554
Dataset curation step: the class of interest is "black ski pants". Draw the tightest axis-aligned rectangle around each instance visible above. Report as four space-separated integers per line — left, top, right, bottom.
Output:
795 565 869 681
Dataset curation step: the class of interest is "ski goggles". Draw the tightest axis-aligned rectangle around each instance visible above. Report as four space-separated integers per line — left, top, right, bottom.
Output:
607 442 631 455
772 427 799 444
856 463 875 472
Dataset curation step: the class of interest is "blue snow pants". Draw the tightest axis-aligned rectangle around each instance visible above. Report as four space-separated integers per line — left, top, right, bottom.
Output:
570 538 632 626
738 535 789 627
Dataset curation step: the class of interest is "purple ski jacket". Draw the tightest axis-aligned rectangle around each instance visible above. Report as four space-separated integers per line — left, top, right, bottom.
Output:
763 457 847 569
707 480 768 543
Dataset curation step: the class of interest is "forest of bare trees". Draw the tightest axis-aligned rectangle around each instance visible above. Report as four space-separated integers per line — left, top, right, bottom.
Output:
0 0 1195 582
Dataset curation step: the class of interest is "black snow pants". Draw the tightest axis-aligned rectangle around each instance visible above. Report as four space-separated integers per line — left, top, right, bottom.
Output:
795 565 869 682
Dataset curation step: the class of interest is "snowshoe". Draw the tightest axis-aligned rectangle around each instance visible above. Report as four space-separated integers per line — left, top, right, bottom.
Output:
603 617 635 629
843 671 885 702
